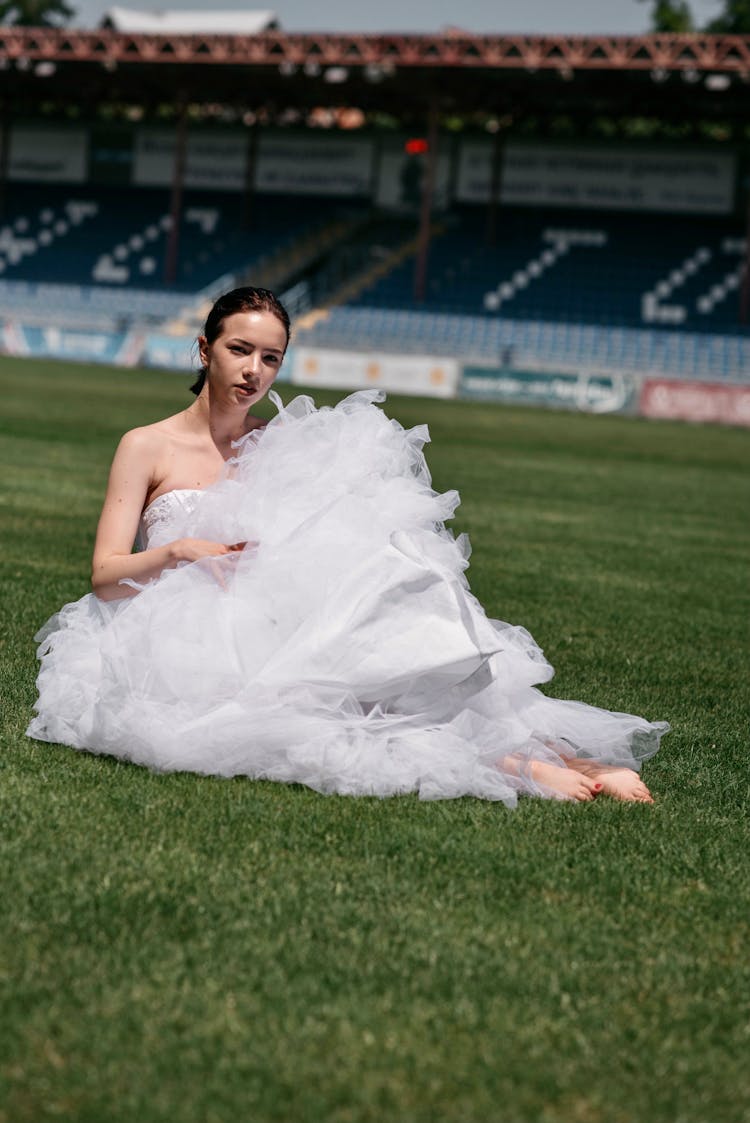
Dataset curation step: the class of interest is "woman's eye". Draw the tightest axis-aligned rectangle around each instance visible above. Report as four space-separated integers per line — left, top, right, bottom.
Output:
264 355 279 364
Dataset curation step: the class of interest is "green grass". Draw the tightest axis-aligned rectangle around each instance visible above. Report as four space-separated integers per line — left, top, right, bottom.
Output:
1 355 749 1123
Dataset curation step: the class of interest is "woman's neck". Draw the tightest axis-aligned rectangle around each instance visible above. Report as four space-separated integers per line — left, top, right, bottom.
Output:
187 391 254 453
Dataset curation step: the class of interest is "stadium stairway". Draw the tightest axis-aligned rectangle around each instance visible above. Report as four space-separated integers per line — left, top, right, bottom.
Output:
295 218 447 335
161 207 372 337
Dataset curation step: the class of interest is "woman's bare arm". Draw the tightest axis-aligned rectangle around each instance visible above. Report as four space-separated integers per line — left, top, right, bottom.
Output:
91 428 236 601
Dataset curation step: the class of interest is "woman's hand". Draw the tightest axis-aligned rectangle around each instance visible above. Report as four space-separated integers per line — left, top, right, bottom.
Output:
171 539 248 563
171 539 258 593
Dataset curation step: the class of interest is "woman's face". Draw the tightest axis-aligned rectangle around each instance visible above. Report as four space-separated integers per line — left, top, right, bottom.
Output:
199 310 288 408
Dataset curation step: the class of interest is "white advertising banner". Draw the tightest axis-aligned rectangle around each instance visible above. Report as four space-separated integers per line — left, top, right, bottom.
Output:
2 322 144 365
7 128 88 183
375 137 452 212
292 347 459 399
456 141 736 214
255 133 374 197
133 130 247 190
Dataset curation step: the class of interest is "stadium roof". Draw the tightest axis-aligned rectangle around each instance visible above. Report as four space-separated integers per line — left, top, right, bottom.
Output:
99 8 279 34
1 28 749 125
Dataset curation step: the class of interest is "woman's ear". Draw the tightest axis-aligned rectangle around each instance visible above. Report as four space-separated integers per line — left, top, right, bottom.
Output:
198 335 209 369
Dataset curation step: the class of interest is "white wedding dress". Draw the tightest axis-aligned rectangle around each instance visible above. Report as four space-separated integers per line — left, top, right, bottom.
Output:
27 390 668 805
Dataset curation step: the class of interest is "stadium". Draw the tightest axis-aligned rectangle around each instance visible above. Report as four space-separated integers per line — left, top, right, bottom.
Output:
1 11 749 419
1 3 749 1122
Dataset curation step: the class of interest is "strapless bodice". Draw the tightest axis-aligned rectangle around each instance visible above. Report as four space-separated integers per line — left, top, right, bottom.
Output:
137 489 204 550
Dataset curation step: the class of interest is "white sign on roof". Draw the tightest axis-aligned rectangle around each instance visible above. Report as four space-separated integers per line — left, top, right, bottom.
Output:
100 7 279 33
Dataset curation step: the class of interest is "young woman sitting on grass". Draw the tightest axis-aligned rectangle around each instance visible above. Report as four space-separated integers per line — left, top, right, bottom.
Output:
27 286 667 805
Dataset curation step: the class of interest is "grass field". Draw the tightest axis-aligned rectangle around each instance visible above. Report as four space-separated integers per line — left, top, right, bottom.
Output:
1 355 749 1123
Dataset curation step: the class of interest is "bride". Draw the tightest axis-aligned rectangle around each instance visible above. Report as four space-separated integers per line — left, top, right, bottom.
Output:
27 286 667 805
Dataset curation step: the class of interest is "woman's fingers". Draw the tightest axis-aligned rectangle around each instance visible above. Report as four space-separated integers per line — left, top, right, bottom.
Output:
177 538 260 562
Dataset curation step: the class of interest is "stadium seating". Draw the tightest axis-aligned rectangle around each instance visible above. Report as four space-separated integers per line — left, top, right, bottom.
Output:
295 306 750 382
0 184 353 294
2 182 747 382
340 207 748 336
291 203 749 382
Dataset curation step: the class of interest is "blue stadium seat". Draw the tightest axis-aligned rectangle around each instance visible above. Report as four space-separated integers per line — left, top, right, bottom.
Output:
0 184 348 293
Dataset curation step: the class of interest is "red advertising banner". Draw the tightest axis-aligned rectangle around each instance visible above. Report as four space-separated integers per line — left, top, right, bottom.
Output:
640 379 750 428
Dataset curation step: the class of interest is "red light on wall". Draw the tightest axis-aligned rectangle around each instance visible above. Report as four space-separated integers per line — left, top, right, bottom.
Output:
404 137 429 155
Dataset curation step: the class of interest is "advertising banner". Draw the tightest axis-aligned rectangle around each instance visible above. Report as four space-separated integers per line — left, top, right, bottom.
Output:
456 141 735 214
2 323 144 365
460 366 640 414
255 133 374 197
133 130 247 191
375 137 452 212
143 333 195 371
292 347 459 399
6 128 88 183
639 379 750 427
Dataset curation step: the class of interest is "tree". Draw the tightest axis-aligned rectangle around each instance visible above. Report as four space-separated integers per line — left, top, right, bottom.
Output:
639 0 695 31
639 0 750 32
705 0 750 32
0 0 74 26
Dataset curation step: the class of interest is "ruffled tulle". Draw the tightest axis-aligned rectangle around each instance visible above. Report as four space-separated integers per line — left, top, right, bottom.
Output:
27 390 668 805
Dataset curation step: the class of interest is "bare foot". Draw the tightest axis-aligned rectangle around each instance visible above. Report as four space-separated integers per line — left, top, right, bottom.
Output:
529 760 602 802
566 759 654 803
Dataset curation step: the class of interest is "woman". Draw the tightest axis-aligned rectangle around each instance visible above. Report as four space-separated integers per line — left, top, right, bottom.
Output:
28 286 667 805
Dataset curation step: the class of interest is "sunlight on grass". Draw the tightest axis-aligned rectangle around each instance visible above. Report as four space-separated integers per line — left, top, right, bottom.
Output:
1 356 749 1123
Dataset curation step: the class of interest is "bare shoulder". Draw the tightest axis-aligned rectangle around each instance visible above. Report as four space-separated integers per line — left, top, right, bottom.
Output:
116 424 161 455
108 417 186 492
117 411 188 454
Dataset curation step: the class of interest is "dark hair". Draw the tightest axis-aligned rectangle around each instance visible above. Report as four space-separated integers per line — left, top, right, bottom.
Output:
190 285 291 395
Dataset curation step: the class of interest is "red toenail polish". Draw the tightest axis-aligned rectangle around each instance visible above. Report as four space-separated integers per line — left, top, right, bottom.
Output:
594 783 603 791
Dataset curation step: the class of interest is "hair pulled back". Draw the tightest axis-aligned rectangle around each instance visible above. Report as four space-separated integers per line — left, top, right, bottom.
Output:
190 285 291 396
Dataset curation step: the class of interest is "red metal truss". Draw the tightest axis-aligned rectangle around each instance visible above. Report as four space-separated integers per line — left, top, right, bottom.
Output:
0 28 749 71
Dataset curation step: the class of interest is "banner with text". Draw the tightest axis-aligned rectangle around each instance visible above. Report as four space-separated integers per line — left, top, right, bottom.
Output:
142 333 195 371
293 347 458 399
133 130 247 191
5 128 88 183
456 142 736 214
255 133 374 197
2 322 144 365
639 378 750 427
460 365 640 414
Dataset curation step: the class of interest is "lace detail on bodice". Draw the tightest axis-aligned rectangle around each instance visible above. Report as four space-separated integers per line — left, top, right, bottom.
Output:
136 489 204 550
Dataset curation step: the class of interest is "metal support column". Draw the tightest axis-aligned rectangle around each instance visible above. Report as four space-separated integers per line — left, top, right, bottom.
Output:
741 162 750 323
164 97 188 287
243 118 260 229
0 100 10 221
413 97 439 304
486 124 505 247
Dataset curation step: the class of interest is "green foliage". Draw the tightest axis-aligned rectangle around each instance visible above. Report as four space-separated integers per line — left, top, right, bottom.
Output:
640 0 750 31
1 357 749 1123
0 0 73 26
640 0 696 31
705 0 750 32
